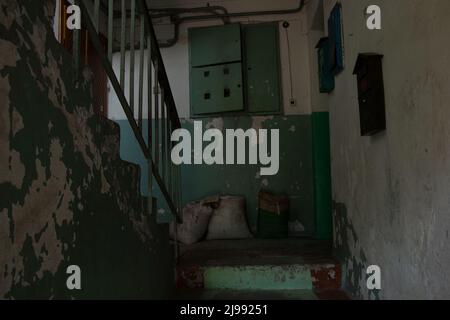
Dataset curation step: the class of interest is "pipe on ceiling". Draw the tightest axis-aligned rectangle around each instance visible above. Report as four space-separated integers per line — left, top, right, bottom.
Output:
153 0 306 48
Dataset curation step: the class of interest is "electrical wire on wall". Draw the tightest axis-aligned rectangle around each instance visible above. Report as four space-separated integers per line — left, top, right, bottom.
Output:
283 21 295 106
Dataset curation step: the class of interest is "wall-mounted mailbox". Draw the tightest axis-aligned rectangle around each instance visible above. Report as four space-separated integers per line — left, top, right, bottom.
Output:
315 37 335 93
353 53 386 136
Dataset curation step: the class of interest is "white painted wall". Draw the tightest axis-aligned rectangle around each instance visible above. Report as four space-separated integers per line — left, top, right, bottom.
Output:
323 0 450 299
305 0 329 113
108 0 327 120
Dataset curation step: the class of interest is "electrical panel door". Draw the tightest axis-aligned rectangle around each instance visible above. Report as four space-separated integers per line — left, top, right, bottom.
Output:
190 62 244 115
243 22 281 114
189 23 242 67
189 23 244 115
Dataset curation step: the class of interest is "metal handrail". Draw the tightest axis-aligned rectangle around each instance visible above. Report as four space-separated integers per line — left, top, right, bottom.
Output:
76 0 182 221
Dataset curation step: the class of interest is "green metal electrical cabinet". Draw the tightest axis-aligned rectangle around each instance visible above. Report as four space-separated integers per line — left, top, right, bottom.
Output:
189 22 281 116
243 22 282 114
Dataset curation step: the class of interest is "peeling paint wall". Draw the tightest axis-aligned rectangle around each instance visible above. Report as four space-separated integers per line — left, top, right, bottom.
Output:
324 0 450 299
0 0 173 299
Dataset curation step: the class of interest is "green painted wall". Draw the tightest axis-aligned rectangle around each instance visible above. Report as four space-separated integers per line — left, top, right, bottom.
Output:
116 115 316 235
180 116 315 235
116 114 334 238
0 0 173 299
312 112 333 239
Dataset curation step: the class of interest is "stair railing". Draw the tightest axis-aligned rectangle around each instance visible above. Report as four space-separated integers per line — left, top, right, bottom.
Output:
75 0 182 221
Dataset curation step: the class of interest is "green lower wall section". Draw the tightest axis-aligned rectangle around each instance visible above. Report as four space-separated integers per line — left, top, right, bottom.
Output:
312 112 333 240
180 116 315 235
116 115 316 236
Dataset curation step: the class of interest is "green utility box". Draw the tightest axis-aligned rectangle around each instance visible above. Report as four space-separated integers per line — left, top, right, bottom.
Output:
257 190 290 239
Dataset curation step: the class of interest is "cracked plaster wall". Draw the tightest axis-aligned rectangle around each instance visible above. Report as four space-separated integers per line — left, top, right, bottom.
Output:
0 0 172 299
324 0 450 299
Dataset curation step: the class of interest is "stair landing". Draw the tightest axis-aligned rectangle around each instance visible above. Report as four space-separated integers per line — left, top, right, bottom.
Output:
175 239 348 300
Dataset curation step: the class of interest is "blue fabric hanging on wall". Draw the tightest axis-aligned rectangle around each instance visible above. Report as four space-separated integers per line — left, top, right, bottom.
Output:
328 2 344 75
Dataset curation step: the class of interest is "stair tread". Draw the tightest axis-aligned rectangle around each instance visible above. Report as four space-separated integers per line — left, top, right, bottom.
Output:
176 239 342 291
178 238 337 267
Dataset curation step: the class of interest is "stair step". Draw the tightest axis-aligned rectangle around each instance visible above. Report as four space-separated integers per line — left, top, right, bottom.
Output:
96 115 121 136
178 263 340 291
176 239 341 292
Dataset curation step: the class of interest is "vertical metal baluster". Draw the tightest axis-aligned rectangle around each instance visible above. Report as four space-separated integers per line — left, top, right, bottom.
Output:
177 163 182 220
154 61 160 171
168 111 172 191
84 30 89 64
73 0 80 79
62 2 67 43
168 120 173 205
165 105 171 189
120 0 126 88
147 35 153 151
172 130 179 259
129 0 136 115
73 28 80 72
172 157 178 216
108 0 113 62
161 91 166 184
147 31 153 215
138 15 145 130
166 104 170 187
94 0 100 33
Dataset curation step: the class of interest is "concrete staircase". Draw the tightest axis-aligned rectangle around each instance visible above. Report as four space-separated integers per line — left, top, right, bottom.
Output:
175 239 348 300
